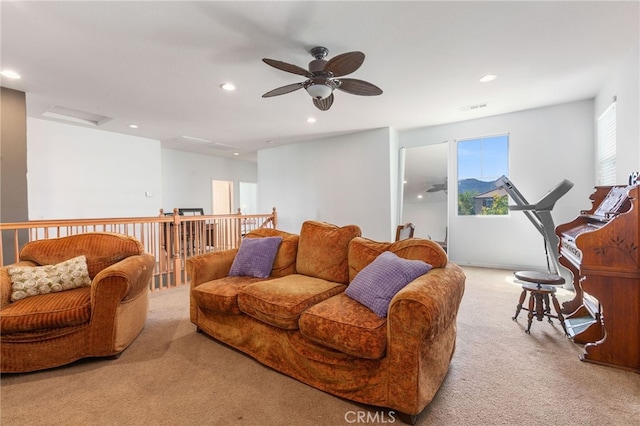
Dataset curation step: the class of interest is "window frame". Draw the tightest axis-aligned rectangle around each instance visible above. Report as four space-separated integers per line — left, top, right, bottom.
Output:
596 101 616 186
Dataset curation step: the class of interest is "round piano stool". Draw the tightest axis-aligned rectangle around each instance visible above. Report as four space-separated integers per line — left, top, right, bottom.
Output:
512 271 569 336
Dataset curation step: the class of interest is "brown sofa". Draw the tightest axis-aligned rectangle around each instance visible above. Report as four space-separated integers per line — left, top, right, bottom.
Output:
1 233 155 373
187 221 465 422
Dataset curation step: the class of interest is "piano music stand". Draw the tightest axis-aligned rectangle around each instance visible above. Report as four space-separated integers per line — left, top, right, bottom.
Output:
495 176 573 335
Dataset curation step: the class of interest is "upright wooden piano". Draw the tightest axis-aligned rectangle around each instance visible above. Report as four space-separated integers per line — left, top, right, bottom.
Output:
556 184 639 372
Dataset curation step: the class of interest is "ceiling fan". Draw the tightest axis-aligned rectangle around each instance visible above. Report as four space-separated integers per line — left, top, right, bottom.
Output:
427 178 448 193
261 46 383 111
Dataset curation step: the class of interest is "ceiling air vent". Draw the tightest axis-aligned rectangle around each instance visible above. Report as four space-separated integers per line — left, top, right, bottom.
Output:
460 103 488 111
179 136 237 152
180 135 214 144
42 105 112 126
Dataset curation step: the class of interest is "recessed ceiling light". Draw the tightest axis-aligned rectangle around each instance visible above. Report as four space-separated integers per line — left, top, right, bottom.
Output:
220 83 236 91
1 70 21 79
306 117 317 123
479 74 497 83
128 124 139 129
233 152 240 156
417 195 423 199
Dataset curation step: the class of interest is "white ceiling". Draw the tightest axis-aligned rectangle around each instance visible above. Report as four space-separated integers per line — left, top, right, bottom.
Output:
1 1 639 162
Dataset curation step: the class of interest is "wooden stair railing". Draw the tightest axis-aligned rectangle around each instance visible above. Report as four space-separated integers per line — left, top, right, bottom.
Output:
0 208 277 291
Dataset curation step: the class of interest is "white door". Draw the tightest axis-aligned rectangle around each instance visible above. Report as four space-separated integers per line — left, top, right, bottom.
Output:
212 180 233 214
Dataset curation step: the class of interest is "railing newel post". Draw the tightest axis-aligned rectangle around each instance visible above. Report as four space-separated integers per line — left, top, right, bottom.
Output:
171 208 182 286
272 207 277 229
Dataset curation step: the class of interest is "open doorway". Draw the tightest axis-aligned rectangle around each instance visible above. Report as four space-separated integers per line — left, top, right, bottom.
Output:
402 142 448 250
239 182 258 214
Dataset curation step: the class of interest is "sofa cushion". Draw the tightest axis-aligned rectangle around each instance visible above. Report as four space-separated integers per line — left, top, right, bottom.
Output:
8 255 92 302
299 293 387 359
238 274 346 330
229 236 282 279
0 286 91 334
296 221 361 284
244 229 299 277
348 236 447 282
193 276 265 314
345 251 432 318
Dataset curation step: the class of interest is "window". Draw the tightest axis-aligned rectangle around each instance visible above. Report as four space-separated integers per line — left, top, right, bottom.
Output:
457 134 509 215
597 102 616 185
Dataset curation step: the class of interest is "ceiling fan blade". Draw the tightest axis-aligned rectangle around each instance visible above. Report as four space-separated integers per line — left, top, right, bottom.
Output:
262 58 312 77
313 93 334 111
324 51 365 77
262 83 305 98
337 78 383 96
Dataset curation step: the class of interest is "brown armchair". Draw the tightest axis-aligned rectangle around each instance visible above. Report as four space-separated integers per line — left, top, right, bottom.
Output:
0 233 155 373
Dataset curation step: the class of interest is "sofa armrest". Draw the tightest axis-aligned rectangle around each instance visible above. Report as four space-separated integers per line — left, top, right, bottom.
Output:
186 249 238 288
386 262 466 415
1 269 12 309
88 253 155 351
186 249 238 325
91 254 155 302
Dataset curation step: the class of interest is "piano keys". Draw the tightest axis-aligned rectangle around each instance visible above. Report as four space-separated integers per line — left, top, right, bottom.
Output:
556 184 640 372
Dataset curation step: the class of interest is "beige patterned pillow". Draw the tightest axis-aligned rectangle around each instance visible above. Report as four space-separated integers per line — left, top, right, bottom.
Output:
8 255 92 302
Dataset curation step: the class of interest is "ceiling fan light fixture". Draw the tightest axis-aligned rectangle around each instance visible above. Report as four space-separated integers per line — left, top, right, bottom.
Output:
262 46 380 110
305 83 333 100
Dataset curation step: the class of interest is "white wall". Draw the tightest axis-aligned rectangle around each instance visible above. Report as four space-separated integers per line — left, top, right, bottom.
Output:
27 118 162 219
401 100 595 270
161 149 257 214
26 118 258 220
595 42 640 183
257 128 394 241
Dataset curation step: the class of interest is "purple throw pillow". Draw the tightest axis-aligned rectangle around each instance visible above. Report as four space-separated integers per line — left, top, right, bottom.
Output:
228 236 283 279
345 251 432 318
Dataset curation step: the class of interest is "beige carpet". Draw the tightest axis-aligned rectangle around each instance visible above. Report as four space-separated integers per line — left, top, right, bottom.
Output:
1 266 639 425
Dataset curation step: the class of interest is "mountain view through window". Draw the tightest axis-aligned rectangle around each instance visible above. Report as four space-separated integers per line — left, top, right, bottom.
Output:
457 134 509 215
